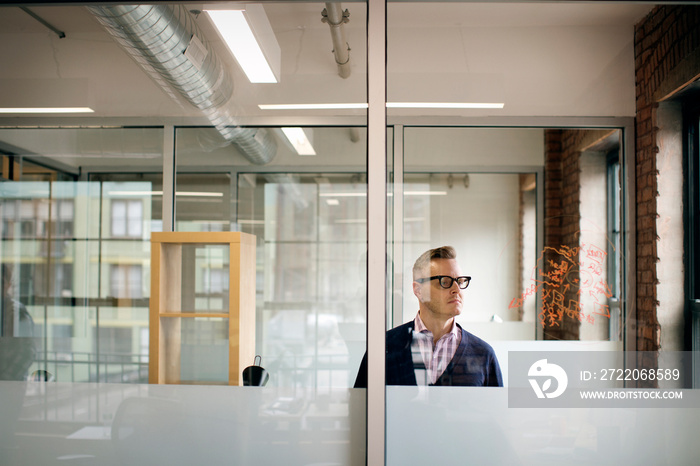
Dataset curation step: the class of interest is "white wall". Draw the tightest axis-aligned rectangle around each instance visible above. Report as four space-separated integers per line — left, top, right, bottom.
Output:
399 127 543 341
401 173 523 328
404 127 544 168
388 3 649 118
579 151 612 341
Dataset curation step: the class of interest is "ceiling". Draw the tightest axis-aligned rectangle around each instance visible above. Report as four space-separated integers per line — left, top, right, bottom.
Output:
0 1 655 127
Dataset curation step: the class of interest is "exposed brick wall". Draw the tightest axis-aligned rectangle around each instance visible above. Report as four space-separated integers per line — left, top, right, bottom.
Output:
635 5 700 352
543 129 619 340
543 130 564 339
543 129 582 340
544 131 563 256
558 130 583 341
560 130 583 252
542 130 588 339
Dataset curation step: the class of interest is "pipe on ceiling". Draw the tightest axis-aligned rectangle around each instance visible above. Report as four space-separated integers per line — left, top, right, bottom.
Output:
87 4 276 165
322 3 351 79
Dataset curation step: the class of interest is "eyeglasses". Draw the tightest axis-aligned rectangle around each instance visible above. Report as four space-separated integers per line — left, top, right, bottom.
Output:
415 275 471 289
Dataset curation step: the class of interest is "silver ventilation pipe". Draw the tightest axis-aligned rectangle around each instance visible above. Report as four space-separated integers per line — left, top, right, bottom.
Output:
322 3 351 79
87 4 276 165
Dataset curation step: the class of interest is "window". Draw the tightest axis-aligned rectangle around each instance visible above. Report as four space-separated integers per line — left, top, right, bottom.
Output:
685 99 700 374
607 149 622 339
110 264 143 299
111 199 143 238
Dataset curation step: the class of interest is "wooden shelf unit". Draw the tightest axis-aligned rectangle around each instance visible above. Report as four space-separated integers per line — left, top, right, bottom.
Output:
149 232 256 386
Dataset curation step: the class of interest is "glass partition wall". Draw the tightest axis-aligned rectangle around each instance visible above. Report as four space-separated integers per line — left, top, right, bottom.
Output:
383 2 698 465
175 127 371 389
0 128 164 384
394 126 625 343
0 2 369 464
2 1 700 465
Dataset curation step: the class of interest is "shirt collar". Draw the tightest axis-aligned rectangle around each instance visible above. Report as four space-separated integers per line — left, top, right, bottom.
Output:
414 312 460 339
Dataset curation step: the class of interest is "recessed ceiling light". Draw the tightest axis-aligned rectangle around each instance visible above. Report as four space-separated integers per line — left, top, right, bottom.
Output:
108 190 223 197
281 127 316 155
260 103 368 110
387 102 504 109
318 192 366 197
206 6 281 84
0 107 95 114
404 190 448 195
259 102 504 110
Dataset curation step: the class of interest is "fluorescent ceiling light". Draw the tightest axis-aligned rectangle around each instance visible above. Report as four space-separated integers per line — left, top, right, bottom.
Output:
176 191 224 198
260 103 504 110
186 220 229 225
108 191 223 197
238 219 265 225
319 192 366 197
318 190 447 198
387 102 504 109
404 190 448 196
0 107 94 114
206 6 280 84
260 103 368 110
281 127 316 156
326 199 340 206
335 219 366 224
108 191 163 196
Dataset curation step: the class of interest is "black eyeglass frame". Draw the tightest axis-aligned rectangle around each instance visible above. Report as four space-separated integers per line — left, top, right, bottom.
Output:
414 275 471 289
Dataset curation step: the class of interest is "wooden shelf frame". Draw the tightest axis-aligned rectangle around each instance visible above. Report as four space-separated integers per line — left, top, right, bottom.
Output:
149 232 256 385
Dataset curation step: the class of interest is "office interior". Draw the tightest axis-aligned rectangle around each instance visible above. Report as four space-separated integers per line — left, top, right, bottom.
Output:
0 1 699 464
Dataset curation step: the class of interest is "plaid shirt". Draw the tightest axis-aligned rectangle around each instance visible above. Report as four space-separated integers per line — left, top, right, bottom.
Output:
410 312 462 385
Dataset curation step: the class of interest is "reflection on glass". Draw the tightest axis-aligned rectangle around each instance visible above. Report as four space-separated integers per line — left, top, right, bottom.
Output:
173 244 231 313
539 129 623 342
175 173 233 232
98 178 162 239
175 124 369 390
238 173 367 388
0 175 157 383
97 306 149 383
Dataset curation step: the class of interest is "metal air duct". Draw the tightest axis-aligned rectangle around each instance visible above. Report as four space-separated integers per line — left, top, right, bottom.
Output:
87 4 276 165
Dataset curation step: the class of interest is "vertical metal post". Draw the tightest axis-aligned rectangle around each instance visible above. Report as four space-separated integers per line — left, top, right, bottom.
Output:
163 125 176 232
96 183 103 382
367 0 386 464
535 166 544 340
392 125 404 329
95 304 100 381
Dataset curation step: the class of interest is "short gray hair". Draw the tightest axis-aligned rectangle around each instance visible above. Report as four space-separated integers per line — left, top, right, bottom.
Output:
412 246 457 280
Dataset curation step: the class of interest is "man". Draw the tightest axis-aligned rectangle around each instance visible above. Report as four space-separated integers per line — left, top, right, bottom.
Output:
354 246 502 387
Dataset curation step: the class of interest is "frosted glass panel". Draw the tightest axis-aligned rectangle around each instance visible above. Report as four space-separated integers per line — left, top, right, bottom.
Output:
387 386 700 465
0 381 365 465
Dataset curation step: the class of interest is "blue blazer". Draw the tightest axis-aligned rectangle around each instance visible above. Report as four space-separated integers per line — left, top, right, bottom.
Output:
354 321 503 387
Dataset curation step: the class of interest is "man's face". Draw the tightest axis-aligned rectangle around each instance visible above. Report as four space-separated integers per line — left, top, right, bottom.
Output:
413 258 464 321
